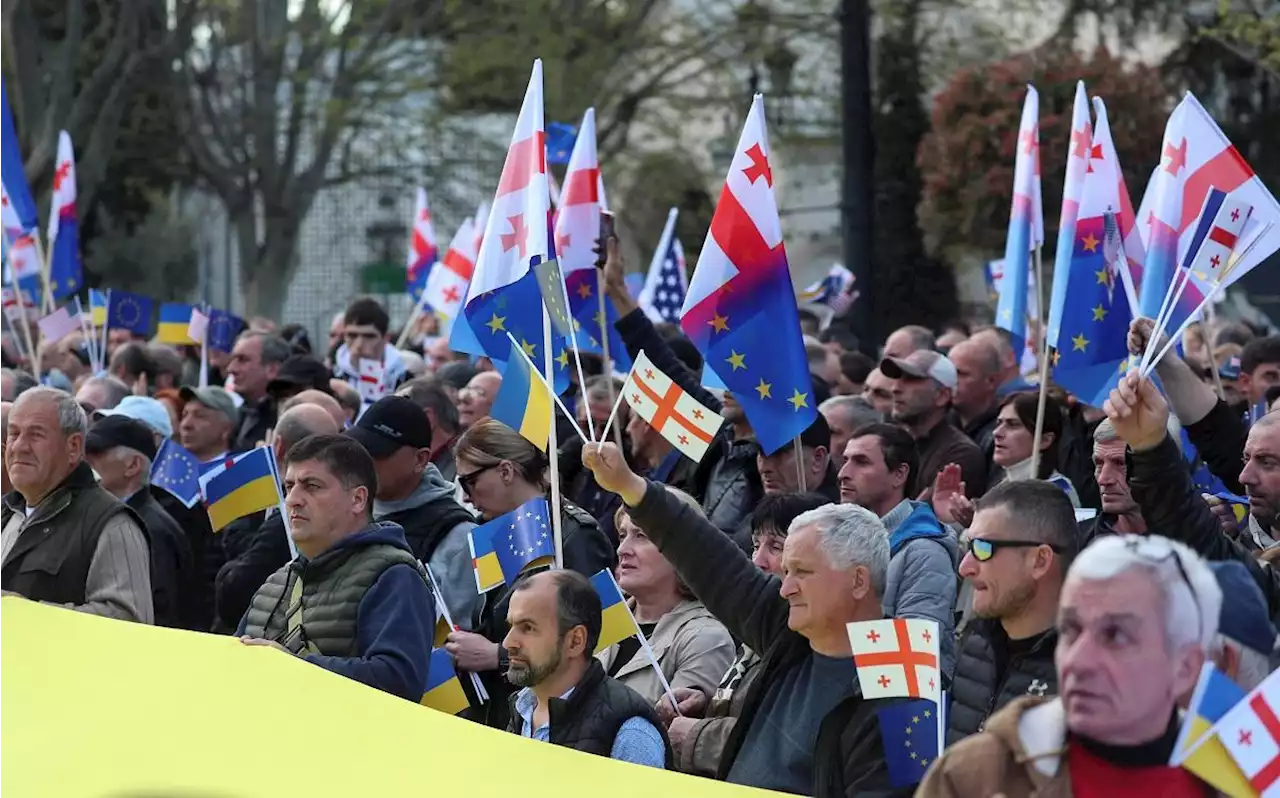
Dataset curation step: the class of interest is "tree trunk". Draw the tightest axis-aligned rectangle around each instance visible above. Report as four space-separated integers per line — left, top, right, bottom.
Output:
234 212 299 321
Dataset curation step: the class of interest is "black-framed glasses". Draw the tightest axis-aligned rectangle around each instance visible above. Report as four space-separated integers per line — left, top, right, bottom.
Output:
967 537 1063 562
458 462 500 495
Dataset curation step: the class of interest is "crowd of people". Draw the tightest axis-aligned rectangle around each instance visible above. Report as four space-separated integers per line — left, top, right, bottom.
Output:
3 236 1280 797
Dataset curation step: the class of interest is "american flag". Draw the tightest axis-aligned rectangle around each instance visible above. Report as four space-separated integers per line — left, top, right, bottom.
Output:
638 207 687 323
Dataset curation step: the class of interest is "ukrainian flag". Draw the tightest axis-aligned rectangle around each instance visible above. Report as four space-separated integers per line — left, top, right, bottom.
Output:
89 289 108 326
434 614 451 648
421 649 469 715
1176 663 1253 797
468 524 505 593
590 569 637 654
157 303 196 345
204 448 281 532
489 345 551 451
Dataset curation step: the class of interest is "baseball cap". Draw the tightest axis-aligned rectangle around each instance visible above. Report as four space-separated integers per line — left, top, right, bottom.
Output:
880 350 958 390
85 415 158 460
1211 560 1276 655
345 396 432 459
179 386 240 425
94 395 174 439
268 355 332 396
781 412 831 452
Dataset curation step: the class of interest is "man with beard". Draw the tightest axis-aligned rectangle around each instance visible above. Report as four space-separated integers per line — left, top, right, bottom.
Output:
503 569 670 766
880 350 985 497
948 480 1075 744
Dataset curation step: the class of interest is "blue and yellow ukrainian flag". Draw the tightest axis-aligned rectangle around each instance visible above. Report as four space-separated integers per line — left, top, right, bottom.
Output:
89 289 108 327
157 303 196 345
490 345 552 451
204 448 280 532
467 497 553 592
1175 663 1252 797
590 569 637 654
420 649 469 715
468 524 505 593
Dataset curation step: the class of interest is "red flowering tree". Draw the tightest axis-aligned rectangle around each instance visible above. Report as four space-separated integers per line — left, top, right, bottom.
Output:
918 46 1170 260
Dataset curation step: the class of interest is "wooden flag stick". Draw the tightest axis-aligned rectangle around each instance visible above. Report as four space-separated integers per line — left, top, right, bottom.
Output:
267 452 301 561
1029 246 1051 480
599 350 640 445
793 435 807 492
34 234 55 315
540 308 565 570
597 270 625 449
554 267 596 442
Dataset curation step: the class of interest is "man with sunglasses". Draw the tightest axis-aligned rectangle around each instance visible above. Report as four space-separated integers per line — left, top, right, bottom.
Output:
238 433 436 702
947 480 1076 745
920 534 1221 797
332 297 410 412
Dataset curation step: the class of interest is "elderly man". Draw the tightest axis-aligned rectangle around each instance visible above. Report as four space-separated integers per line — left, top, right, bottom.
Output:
227 331 291 450
880 349 985 497
1 367 37 402
861 368 894 417
94 395 176 440
882 324 935 359
819 394 881 466
0 401 10 496
178 386 238 463
457 371 502 429
214 402 339 632
948 336 1003 456
583 441 905 796
755 415 839 504
1 387 153 622
238 434 436 701
84 416 192 628
1078 419 1145 546
919 534 1221 796
1209 561 1275 692
76 374 130 414
281 389 346 430
503 569 670 766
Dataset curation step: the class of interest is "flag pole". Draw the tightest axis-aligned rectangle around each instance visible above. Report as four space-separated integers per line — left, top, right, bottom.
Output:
99 289 111 373
599 350 639 445
793 435 807 492
396 291 429 350
34 234 54 315
1206 301 1226 400
76 301 97 373
14 289 40 376
268 452 300 561
597 270 624 448
1029 246 1051 480
542 306 565 570
557 269 596 441
936 689 946 760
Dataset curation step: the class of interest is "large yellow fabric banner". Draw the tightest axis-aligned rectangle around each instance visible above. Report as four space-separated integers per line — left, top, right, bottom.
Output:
1 598 772 797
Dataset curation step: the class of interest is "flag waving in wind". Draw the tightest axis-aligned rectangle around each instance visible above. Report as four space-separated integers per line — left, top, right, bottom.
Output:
405 187 438 301
1 80 37 235
1045 81 1093 350
1050 95 1138 408
680 95 815 455
639 208 688 323
47 131 83 299
424 215 477 320
995 85 1043 356
456 60 558 367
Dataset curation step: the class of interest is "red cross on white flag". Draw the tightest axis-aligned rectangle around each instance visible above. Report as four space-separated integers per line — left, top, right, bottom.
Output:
358 359 386 403
425 215 478 319
847 618 941 704
1214 668 1280 797
621 351 724 463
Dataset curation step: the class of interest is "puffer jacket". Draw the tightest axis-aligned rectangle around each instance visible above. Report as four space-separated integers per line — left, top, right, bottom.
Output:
947 620 1058 745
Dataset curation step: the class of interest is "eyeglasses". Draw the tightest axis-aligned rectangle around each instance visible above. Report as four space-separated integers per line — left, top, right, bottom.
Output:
458 462 500 495
1120 536 1203 644
967 537 1063 562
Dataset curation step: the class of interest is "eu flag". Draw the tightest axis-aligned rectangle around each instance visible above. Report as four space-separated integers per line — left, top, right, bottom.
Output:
546 122 577 165
208 308 246 353
470 497 555 588
106 291 154 336
150 439 202 509
878 698 941 789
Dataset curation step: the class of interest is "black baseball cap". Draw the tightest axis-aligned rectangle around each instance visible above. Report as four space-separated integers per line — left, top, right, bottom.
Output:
268 355 333 395
345 396 432 458
85 415 158 461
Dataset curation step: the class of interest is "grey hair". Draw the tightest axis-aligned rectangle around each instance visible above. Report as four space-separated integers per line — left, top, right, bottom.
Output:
1092 418 1119 445
820 395 882 429
79 375 131 409
1212 634 1272 691
14 386 88 438
1069 535 1222 650
103 446 153 487
790 503 890 599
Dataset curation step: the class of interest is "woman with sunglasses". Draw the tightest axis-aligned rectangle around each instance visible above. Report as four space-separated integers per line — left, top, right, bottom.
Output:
442 418 616 729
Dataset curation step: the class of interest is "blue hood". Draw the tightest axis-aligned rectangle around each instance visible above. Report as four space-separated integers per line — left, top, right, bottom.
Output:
307 521 413 562
885 501 948 556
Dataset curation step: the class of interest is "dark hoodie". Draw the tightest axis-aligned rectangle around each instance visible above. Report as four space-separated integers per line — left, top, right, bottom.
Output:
236 522 436 702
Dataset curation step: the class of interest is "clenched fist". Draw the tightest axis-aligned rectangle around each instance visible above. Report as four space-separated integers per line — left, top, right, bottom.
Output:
582 441 647 506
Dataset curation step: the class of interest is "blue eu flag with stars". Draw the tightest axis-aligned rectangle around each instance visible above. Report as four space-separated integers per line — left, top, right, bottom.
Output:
208 308 247 353
106 290 154 336
490 496 555 583
150 439 202 509
878 698 941 789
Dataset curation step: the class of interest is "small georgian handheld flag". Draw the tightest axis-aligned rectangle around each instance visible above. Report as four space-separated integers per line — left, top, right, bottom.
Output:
1211 667 1280 796
621 351 724 463
847 618 942 704
358 359 385 404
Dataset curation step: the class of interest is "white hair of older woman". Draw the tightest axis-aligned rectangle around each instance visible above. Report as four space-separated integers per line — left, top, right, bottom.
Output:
1212 634 1272 691
1069 534 1222 650
790 503 890 599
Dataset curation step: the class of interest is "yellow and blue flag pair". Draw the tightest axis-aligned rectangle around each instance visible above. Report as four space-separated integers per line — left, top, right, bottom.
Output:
490 343 552 451
590 568 638 654
157 303 198 345
1174 662 1253 797
203 447 281 532
420 649 469 715
89 289 108 326
467 497 555 593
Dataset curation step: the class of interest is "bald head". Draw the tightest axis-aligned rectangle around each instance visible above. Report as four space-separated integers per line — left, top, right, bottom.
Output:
282 389 345 429
273 403 340 453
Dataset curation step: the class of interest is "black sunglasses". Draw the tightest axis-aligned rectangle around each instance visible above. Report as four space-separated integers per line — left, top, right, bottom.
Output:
458 462 500 494
967 537 1063 562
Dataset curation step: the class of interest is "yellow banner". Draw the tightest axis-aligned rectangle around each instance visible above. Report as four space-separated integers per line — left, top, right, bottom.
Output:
0 598 774 797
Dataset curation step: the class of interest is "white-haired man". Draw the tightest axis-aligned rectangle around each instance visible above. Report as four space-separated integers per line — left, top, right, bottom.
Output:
919 534 1222 797
583 441 909 797
2 387 153 622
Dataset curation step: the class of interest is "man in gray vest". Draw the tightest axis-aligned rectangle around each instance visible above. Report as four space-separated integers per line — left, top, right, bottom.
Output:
237 433 436 702
2 387 153 622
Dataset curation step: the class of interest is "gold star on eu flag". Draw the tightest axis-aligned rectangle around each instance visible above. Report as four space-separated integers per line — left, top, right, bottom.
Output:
555 349 569 369
520 339 537 358
1072 333 1089 352
788 389 809 411
726 351 746 371
709 313 729 333
755 378 772 399
486 314 507 334
1092 304 1107 321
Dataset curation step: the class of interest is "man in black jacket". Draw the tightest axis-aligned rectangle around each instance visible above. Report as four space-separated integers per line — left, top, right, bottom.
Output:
949 481 1074 744
1103 369 1280 626
1078 418 1145 547
213 402 339 632
583 440 905 798
503 569 671 767
83 415 192 628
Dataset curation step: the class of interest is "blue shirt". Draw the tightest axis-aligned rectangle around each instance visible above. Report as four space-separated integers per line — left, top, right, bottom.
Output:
513 686 666 768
